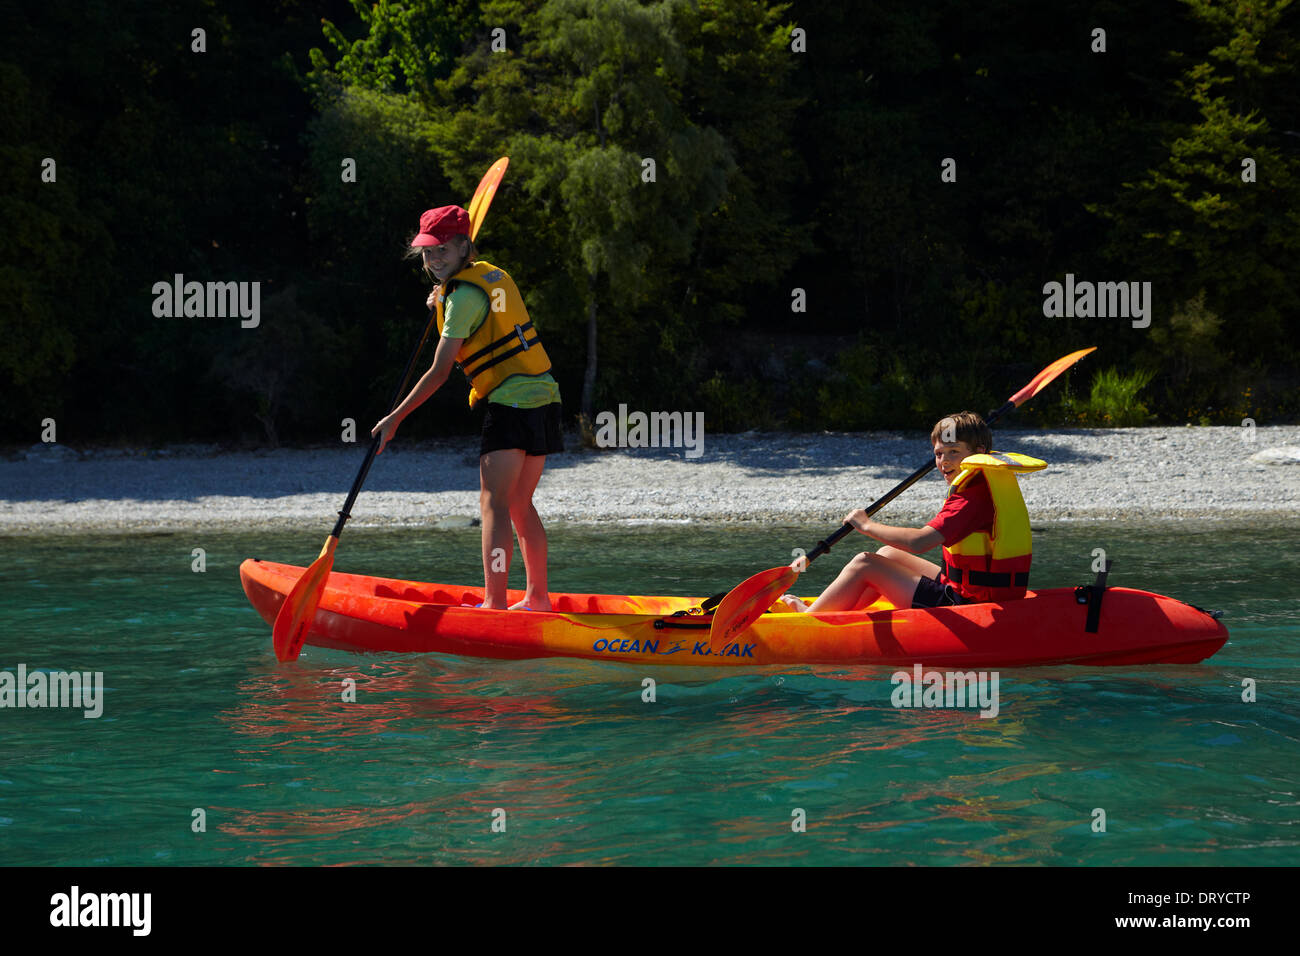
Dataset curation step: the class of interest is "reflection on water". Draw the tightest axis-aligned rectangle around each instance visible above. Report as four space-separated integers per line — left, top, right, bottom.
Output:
0 523 1296 865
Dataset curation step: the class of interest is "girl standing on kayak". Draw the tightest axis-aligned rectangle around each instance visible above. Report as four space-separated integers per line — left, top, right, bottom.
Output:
371 205 563 611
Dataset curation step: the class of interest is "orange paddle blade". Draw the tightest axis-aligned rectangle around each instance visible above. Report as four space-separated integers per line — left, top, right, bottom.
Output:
271 535 338 662
1008 346 1096 408
467 156 508 240
708 565 799 650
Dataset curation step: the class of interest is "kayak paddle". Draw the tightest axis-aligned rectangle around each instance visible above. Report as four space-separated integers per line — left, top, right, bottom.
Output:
272 157 510 662
707 346 1098 649
467 157 508 240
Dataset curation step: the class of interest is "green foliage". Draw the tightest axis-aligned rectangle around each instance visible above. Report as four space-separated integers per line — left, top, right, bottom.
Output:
700 371 777 432
810 335 1008 433
814 342 884 430
1 0 322 441
205 285 350 446
1090 0 1300 364
671 0 808 318
0 63 86 431
952 278 1035 364
1068 367 1157 427
5 0 1299 444
1142 290 1227 412
439 0 736 418
307 0 481 105
812 344 915 431
305 86 447 275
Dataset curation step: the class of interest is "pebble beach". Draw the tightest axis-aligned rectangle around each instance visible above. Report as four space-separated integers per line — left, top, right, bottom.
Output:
3 426 1297 535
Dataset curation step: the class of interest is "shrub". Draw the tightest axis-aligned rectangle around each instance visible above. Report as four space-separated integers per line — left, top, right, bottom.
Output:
700 371 777 432
1074 366 1156 426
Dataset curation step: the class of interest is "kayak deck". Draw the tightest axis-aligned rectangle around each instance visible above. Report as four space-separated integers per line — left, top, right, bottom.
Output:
240 559 1228 667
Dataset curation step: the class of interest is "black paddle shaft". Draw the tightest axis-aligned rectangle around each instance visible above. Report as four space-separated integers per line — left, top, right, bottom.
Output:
329 308 440 539
803 399 1017 565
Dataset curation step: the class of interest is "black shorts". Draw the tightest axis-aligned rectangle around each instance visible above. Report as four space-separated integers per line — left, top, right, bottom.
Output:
480 401 564 457
911 574 968 609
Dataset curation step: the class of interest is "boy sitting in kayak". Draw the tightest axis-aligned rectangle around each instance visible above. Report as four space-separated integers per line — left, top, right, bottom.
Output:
781 411 1044 611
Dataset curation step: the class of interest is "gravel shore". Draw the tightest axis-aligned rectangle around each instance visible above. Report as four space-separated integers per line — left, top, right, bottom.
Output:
2 427 1297 535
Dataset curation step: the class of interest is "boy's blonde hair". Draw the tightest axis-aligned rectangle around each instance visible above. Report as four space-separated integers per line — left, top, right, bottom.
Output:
931 411 991 453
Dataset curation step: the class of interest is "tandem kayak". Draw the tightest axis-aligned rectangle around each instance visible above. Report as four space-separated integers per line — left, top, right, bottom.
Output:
239 559 1228 667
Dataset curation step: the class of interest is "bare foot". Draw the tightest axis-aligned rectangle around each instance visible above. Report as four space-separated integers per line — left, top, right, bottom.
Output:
510 597 552 612
778 594 810 613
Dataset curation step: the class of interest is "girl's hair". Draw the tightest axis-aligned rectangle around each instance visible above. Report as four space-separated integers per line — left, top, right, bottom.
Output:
930 411 991 453
404 234 478 287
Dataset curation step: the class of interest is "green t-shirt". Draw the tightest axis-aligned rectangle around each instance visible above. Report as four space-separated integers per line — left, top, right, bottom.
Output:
441 283 560 409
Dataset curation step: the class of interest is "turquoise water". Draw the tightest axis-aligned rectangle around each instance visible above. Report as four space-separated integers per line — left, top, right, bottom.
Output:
1 522 1296 866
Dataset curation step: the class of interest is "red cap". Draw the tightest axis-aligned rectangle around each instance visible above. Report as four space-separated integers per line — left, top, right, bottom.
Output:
411 205 471 247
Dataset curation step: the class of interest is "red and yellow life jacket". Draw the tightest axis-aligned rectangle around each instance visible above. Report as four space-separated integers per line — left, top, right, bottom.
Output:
435 261 551 407
941 451 1045 603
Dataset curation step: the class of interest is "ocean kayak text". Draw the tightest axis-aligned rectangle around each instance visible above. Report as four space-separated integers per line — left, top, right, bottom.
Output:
591 638 755 658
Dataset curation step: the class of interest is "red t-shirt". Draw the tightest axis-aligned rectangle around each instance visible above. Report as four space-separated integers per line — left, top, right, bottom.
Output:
926 472 995 583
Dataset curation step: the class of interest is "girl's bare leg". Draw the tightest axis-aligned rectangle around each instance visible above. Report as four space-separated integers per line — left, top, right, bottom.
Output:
507 454 551 611
479 449 526 609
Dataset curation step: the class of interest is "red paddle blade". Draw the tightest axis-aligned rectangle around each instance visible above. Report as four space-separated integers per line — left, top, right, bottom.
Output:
467 156 508 240
1008 346 1096 408
271 536 337 662
709 566 799 650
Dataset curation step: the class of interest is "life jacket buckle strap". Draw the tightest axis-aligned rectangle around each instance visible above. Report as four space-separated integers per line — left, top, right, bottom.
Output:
515 324 531 351
459 319 536 369
942 561 1028 589
462 338 545 382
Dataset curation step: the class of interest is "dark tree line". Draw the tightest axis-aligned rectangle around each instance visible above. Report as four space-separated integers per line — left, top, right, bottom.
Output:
4 0 1297 445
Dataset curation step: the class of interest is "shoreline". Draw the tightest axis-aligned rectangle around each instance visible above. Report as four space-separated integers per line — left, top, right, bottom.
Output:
2 427 1297 535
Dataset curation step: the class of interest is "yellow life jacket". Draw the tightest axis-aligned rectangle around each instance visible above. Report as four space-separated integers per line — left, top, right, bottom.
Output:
435 261 551 408
942 451 1045 602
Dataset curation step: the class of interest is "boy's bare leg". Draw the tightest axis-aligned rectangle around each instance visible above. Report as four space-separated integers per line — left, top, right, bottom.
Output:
806 552 925 612
875 545 942 581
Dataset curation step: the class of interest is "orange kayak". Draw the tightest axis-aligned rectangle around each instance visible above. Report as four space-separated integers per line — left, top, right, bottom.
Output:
239 558 1227 667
